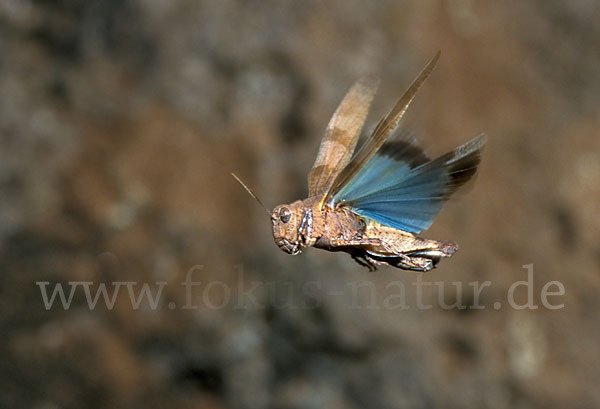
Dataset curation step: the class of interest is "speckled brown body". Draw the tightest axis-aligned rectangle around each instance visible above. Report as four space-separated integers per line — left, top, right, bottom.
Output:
271 195 458 271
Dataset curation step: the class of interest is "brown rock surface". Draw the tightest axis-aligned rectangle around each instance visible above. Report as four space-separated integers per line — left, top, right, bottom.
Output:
1 1 599 408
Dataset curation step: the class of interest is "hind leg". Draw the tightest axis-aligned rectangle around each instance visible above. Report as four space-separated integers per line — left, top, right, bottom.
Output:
329 236 454 272
365 251 435 272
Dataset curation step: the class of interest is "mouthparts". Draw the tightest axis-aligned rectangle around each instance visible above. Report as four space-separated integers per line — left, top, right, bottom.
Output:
276 239 301 255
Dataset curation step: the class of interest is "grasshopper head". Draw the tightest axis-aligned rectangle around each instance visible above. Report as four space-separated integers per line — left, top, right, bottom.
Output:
271 201 305 255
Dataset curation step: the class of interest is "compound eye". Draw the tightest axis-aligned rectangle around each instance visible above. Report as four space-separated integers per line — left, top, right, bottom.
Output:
279 208 291 223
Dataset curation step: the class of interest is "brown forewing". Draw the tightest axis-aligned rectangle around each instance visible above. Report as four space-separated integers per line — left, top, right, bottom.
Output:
307 76 379 198
324 51 441 204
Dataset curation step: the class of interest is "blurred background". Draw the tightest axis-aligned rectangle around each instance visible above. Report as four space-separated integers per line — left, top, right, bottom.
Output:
1 0 599 408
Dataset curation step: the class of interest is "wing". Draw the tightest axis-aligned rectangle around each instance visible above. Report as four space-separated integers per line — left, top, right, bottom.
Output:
307 76 379 197
324 51 440 205
333 133 487 234
333 132 430 201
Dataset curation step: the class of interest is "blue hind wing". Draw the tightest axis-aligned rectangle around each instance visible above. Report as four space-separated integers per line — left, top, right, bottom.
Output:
333 134 486 234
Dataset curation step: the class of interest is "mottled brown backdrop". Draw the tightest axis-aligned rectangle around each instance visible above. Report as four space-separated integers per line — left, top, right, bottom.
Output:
1 1 599 408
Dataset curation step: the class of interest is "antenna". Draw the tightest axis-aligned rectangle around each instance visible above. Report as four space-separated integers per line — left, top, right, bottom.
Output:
231 173 272 217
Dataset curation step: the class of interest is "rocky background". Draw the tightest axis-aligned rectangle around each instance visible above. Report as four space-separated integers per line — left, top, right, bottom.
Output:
1 1 599 408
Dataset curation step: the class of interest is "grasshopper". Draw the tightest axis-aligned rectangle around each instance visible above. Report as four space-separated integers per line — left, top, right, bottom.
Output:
235 52 485 271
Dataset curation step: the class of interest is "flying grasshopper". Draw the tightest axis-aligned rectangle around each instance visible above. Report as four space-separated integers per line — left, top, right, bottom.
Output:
234 52 486 271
